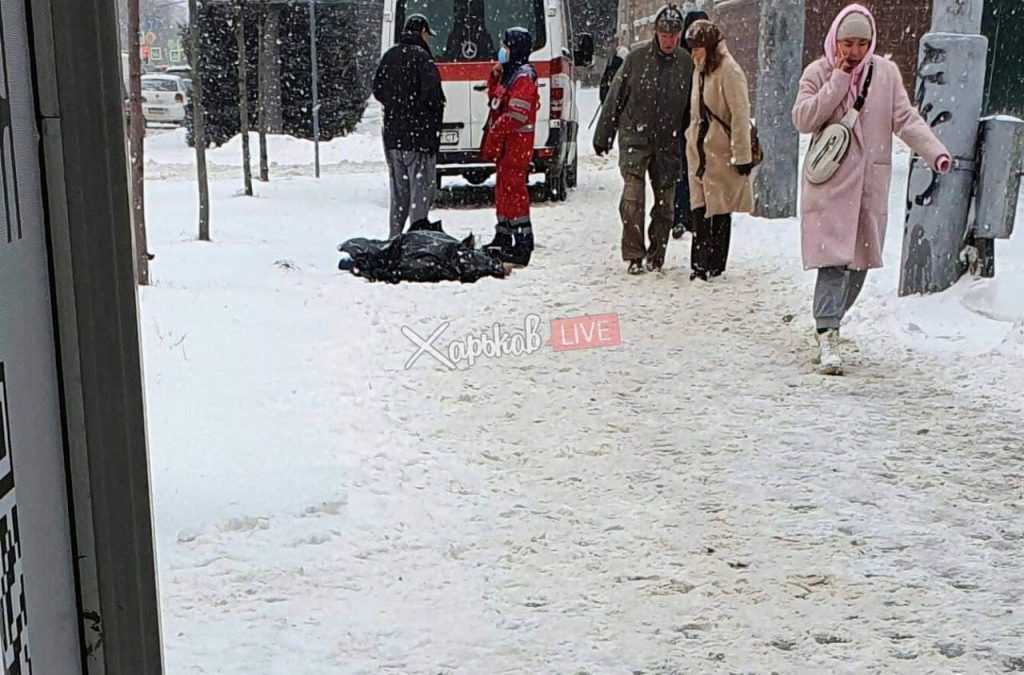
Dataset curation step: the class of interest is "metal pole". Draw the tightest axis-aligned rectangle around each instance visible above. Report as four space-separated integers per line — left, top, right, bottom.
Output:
309 0 320 178
898 0 987 295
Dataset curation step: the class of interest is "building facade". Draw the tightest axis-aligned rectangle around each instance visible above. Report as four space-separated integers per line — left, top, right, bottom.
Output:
613 0 1022 118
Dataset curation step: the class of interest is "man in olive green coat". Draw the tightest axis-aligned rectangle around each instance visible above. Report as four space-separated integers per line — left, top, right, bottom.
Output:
594 5 694 274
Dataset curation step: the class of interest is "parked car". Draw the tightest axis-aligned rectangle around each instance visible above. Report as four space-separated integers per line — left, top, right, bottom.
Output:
164 65 192 80
141 75 188 126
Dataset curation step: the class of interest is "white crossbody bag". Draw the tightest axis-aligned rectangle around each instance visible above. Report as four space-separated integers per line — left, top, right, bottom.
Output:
805 62 874 185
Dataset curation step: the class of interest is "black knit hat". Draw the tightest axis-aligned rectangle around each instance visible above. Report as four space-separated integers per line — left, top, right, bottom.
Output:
404 14 437 36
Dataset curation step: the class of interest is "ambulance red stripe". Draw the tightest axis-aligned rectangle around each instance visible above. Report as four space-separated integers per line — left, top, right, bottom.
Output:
436 60 565 81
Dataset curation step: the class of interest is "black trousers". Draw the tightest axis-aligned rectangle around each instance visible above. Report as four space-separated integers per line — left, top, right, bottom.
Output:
673 142 691 229
691 208 732 276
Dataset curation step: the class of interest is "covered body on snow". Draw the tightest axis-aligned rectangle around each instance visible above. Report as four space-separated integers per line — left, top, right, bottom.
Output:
338 229 507 283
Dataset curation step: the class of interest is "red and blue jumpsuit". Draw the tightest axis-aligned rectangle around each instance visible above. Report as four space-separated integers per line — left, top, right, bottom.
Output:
480 63 539 226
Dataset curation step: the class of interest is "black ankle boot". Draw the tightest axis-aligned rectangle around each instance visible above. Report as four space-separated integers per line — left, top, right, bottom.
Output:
483 222 513 256
506 222 534 267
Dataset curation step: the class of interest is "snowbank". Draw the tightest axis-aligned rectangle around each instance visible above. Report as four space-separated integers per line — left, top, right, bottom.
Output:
144 101 385 169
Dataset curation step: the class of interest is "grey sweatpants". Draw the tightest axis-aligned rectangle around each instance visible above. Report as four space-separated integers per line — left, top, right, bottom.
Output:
386 149 436 238
814 267 868 330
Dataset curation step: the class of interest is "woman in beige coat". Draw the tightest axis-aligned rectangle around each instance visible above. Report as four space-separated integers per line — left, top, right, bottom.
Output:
684 21 753 281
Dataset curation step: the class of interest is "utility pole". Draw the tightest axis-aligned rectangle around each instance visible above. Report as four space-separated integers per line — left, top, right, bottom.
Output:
257 0 270 181
309 0 321 178
237 0 254 195
190 0 212 240
752 0 803 219
899 0 988 295
127 0 150 284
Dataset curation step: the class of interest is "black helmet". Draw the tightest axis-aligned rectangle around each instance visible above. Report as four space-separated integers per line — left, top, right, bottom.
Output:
503 27 533 64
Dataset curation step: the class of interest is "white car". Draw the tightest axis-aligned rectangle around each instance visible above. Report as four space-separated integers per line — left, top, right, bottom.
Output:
141 75 188 125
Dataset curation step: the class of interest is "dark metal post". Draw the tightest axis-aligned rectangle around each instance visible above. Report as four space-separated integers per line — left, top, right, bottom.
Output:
309 0 320 178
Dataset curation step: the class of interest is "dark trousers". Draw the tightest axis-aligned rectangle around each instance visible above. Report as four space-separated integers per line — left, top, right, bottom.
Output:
691 208 732 276
674 141 691 229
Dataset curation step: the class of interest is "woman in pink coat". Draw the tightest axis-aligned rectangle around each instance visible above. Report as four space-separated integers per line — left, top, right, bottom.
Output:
792 3 951 375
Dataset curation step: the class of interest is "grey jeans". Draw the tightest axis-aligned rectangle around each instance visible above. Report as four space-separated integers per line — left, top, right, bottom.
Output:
814 267 868 330
386 149 436 238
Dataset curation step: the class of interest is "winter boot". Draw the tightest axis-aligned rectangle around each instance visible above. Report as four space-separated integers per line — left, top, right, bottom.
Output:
506 222 534 267
483 221 513 257
671 223 687 240
816 329 844 376
627 259 645 275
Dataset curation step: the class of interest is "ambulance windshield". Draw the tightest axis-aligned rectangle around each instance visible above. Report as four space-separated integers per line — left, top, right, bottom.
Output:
395 0 547 62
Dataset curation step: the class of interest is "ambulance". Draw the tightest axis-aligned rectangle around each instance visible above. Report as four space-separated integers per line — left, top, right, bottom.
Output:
381 0 594 200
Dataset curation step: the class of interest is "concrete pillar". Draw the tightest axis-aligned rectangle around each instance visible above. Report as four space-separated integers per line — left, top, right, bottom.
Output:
261 2 283 133
752 0 803 219
898 0 988 296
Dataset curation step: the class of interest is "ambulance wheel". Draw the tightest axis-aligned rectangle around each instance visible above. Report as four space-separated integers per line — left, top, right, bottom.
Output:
463 169 492 185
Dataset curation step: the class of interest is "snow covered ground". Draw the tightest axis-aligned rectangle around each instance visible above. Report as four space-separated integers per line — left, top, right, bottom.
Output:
141 89 1024 673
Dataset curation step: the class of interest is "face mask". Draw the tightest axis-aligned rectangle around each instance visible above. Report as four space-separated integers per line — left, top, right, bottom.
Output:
498 46 509 64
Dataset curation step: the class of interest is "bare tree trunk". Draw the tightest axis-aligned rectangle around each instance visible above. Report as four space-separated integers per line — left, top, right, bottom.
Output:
237 0 253 195
257 0 270 182
190 0 211 240
128 0 150 285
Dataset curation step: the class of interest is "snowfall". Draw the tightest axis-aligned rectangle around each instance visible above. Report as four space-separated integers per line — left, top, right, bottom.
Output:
141 89 1024 673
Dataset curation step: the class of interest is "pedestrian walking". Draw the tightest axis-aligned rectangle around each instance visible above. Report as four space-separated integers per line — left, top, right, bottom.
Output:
684 20 753 281
671 8 709 240
594 5 694 275
792 3 951 375
480 27 540 267
372 14 446 238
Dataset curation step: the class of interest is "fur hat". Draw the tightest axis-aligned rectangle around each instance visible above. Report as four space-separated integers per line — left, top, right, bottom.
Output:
836 12 873 41
685 19 722 50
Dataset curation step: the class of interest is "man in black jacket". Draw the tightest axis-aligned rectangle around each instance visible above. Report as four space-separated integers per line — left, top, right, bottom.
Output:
373 15 446 238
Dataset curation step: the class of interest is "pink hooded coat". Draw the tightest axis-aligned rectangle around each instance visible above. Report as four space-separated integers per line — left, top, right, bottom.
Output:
793 4 949 271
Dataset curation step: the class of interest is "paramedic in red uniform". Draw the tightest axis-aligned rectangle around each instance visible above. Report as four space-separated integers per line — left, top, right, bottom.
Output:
480 27 539 267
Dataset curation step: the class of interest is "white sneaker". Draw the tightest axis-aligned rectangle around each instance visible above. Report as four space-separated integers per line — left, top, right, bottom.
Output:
816 329 844 376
